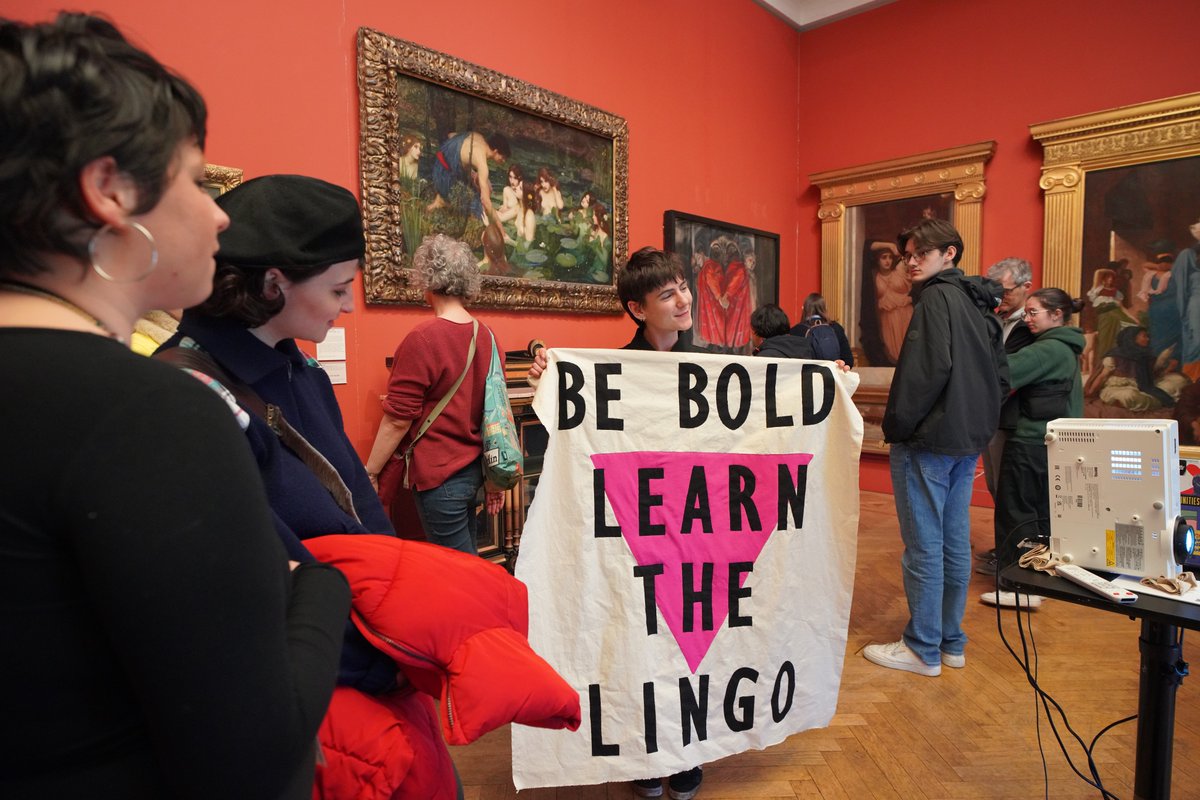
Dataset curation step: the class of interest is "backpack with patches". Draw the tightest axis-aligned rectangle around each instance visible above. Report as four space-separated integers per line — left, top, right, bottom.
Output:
804 317 841 361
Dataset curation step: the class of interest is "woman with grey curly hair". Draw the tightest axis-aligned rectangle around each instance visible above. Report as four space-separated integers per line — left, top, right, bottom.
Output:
409 233 483 300
366 233 505 554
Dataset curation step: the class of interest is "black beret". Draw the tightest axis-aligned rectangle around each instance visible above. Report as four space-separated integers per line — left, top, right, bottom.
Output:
215 174 364 270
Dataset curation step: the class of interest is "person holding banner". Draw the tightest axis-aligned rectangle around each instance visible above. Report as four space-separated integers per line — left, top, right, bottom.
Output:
866 219 1007 677
528 246 704 798
527 249 848 798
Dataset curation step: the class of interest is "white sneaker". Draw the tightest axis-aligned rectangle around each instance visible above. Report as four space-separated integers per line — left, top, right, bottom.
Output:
941 651 965 669
863 640 940 676
980 590 1043 609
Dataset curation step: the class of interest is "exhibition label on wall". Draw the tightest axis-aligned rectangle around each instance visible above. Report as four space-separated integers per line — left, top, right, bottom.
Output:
512 348 863 789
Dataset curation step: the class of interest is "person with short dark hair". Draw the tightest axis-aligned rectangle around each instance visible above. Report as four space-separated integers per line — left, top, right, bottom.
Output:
529 246 705 799
159 174 394 557
752 303 813 358
0 13 350 798
157 173 402 693
863 218 1007 677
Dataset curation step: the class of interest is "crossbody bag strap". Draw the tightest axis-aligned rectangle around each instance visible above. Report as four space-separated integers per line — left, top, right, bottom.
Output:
403 318 478 461
156 344 361 523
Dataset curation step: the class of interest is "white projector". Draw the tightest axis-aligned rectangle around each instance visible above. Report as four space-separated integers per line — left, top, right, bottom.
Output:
1044 418 1193 580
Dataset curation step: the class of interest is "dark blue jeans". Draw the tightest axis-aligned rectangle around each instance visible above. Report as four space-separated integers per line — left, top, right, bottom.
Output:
414 461 483 555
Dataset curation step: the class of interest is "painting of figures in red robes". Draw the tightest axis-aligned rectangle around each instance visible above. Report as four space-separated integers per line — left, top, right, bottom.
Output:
664 211 779 356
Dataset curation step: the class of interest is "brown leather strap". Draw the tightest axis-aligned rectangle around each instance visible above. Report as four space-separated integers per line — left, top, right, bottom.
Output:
156 345 361 523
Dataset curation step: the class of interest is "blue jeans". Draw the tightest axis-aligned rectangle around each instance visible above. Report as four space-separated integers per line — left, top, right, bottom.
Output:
889 443 977 665
414 462 483 555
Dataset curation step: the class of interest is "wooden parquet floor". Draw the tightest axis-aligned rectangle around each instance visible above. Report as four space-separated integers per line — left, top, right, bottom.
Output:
455 490 1200 799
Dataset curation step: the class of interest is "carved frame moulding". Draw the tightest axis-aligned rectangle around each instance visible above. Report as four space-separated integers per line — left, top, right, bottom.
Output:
357 27 628 313
1030 92 1200 295
202 164 243 197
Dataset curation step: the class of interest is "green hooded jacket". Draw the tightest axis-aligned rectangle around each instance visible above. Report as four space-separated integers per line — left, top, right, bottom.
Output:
1009 325 1085 443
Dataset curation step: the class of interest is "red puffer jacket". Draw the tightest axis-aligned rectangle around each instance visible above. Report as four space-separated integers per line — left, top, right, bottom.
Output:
307 535 581 799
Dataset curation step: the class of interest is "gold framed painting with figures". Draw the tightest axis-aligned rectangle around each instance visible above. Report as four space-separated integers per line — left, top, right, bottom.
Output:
357 27 627 313
1032 92 1200 445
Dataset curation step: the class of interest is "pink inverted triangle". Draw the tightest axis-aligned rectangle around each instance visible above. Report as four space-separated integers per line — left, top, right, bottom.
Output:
591 451 812 672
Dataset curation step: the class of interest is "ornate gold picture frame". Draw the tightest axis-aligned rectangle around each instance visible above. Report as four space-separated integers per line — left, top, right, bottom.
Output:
202 163 243 197
357 27 627 313
1032 93 1200 446
809 142 995 452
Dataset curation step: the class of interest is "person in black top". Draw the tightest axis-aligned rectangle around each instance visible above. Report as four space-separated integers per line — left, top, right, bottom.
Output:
0 14 350 799
864 219 1007 678
752 302 815 359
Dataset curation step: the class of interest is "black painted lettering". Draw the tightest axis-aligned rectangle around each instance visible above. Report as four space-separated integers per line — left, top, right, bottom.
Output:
638 468 666 536
681 466 713 534
593 469 621 537
678 674 709 746
771 661 796 722
558 361 586 430
765 363 793 428
728 465 761 532
642 682 658 754
633 563 664 635
723 667 759 732
777 463 808 531
678 363 709 428
682 562 714 632
801 363 834 425
595 363 624 431
728 562 753 627
589 684 619 756
716 363 751 430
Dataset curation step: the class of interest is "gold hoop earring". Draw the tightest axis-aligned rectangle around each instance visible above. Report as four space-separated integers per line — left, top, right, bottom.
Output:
88 222 159 283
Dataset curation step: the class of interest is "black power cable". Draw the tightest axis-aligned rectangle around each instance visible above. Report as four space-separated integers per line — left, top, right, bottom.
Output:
990 516 1136 800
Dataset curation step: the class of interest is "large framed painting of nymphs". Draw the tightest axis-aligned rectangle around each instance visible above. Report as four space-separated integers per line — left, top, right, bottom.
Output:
809 142 995 452
357 27 626 313
663 211 779 357
1032 93 1200 449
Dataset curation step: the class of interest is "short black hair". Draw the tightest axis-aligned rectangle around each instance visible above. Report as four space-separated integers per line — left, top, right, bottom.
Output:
0 12 207 276
751 304 790 338
617 247 685 326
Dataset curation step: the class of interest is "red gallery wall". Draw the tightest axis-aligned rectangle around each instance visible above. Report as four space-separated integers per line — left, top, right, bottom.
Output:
794 0 1200 498
8 0 1200 499
4 0 803 454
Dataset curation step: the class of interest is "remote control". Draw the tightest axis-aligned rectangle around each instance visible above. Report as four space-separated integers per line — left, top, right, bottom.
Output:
1055 563 1138 604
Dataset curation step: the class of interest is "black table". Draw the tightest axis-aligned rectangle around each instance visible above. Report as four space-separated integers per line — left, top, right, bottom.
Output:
1002 564 1200 800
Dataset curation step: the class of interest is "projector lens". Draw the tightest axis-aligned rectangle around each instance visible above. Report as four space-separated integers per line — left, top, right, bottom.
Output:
1174 517 1196 564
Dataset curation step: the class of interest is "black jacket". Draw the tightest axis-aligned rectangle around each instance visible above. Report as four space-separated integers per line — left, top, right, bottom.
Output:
755 334 814 359
997 317 1036 429
882 268 1009 454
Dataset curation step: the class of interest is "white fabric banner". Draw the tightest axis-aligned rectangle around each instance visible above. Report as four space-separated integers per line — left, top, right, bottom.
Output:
511 348 862 789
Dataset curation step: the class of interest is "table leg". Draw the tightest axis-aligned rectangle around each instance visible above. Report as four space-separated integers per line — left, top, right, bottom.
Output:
1134 620 1187 800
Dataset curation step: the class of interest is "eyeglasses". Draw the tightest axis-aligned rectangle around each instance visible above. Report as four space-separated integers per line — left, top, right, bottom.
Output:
1025 308 1047 318
903 248 935 264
